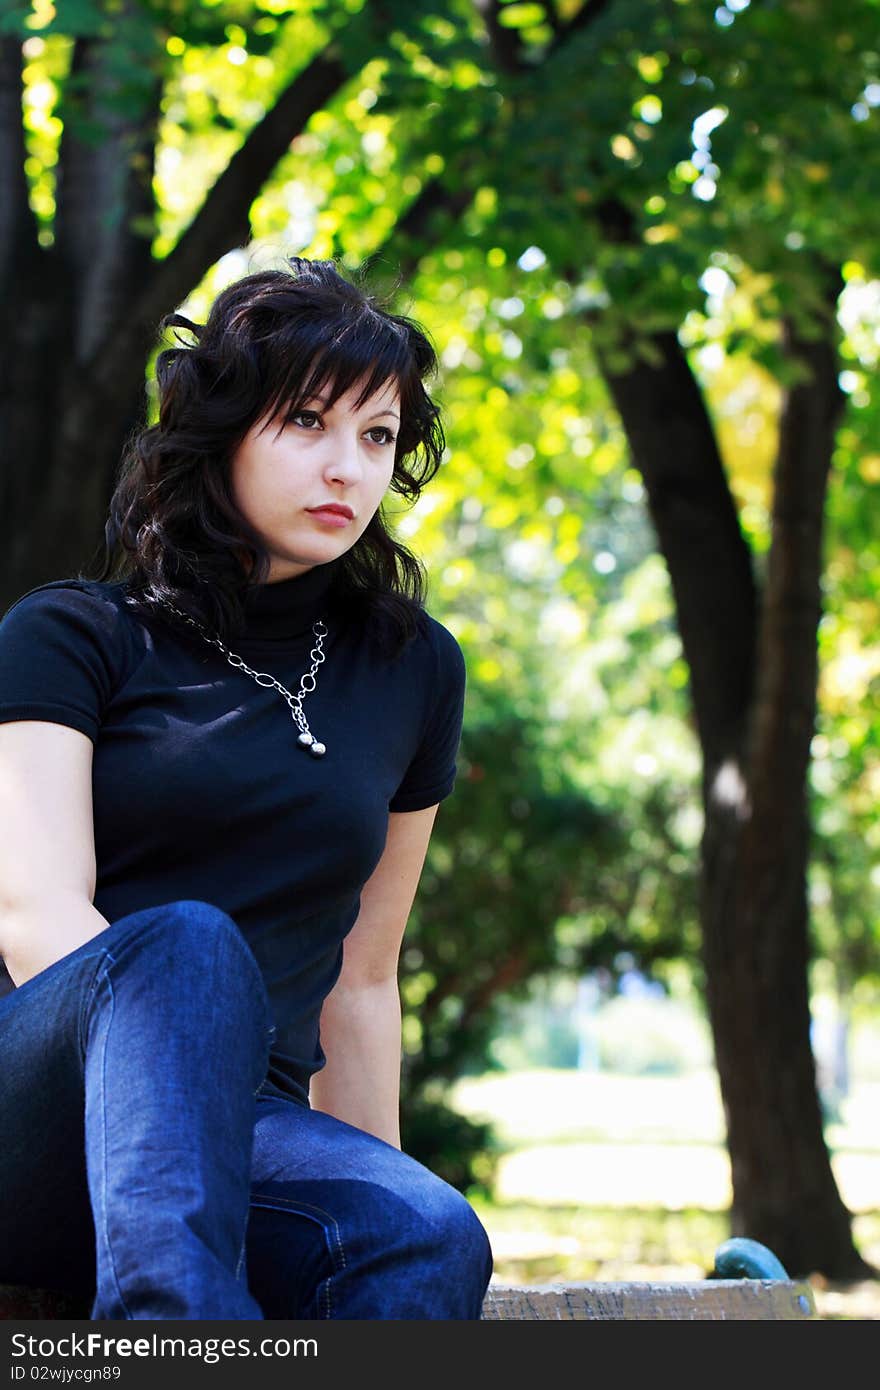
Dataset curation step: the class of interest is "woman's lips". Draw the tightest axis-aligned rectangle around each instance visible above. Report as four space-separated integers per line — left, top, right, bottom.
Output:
307 507 354 527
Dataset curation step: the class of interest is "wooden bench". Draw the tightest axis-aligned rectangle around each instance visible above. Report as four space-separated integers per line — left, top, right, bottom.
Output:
0 1239 816 1320
484 1238 816 1319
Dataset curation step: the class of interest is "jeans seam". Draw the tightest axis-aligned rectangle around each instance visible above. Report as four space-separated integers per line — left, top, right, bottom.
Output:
90 960 133 1320
62 950 110 1064
249 1193 347 1319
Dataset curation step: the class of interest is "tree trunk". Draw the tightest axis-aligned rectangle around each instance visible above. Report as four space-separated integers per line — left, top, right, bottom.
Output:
0 230 164 610
596 293 873 1278
0 16 362 616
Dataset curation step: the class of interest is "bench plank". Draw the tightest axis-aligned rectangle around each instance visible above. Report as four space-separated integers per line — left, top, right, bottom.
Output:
482 1280 817 1320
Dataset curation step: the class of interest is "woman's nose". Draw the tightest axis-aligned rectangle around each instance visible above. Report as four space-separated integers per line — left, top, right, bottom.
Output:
324 432 363 484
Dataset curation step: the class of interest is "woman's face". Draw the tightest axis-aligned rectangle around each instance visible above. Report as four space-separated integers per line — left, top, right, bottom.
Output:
229 375 401 582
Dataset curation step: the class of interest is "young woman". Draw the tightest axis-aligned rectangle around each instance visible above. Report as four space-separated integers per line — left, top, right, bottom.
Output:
0 257 493 1320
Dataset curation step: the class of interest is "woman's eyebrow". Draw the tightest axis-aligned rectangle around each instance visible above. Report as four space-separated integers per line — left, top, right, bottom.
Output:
303 393 400 421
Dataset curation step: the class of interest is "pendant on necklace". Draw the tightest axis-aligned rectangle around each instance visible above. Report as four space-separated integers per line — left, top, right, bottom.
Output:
298 732 327 757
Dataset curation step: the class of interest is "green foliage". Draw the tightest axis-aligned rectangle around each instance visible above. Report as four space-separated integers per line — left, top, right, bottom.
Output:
399 651 704 1098
12 0 879 1163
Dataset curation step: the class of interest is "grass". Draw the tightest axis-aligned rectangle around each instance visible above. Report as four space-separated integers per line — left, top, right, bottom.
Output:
449 1067 880 1320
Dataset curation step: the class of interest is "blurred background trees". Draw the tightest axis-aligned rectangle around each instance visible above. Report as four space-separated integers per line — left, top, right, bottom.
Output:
2 0 878 1278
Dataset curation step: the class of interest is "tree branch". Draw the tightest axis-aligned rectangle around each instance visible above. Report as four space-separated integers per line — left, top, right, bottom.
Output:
472 0 526 74
363 175 476 289
91 40 355 396
543 0 565 41
373 0 624 292
474 0 614 70
548 0 615 57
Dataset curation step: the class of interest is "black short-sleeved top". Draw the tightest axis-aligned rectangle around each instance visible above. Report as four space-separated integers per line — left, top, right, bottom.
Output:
0 559 466 1105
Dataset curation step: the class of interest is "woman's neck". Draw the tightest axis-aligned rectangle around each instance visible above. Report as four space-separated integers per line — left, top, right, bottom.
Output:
240 558 342 641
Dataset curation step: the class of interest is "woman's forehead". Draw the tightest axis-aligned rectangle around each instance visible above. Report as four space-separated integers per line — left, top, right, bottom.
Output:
279 370 401 412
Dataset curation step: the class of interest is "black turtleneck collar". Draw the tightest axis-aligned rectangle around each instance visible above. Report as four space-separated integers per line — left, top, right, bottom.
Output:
240 558 342 641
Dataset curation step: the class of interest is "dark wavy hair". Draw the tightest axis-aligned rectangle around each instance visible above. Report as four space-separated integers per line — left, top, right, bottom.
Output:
83 257 446 654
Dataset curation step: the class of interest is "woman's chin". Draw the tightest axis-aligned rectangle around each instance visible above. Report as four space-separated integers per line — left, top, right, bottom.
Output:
267 540 353 578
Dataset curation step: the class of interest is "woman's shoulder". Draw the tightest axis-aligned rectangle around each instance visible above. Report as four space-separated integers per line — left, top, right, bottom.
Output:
0 579 140 735
391 608 467 706
0 578 163 690
415 608 466 668
1 576 131 631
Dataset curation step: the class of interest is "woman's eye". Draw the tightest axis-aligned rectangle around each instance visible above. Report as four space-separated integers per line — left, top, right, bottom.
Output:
367 427 396 446
286 412 394 445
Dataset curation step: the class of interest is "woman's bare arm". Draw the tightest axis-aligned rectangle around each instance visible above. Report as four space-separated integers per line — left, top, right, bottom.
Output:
0 721 111 986
309 804 440 1146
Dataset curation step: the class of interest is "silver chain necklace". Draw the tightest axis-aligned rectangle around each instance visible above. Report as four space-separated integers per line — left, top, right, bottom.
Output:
160 601 329 758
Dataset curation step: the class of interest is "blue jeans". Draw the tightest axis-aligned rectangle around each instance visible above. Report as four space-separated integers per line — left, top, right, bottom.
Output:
0 900 493 1319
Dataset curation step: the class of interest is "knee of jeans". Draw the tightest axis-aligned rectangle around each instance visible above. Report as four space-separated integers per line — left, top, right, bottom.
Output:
168 899 263 972
375 1176 492 1289
111 900 270 1021
430 1184 494 1281
158 898 241 940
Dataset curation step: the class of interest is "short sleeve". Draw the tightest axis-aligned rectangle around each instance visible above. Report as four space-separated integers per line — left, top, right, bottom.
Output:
389 619 467 813
0 582 132 743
